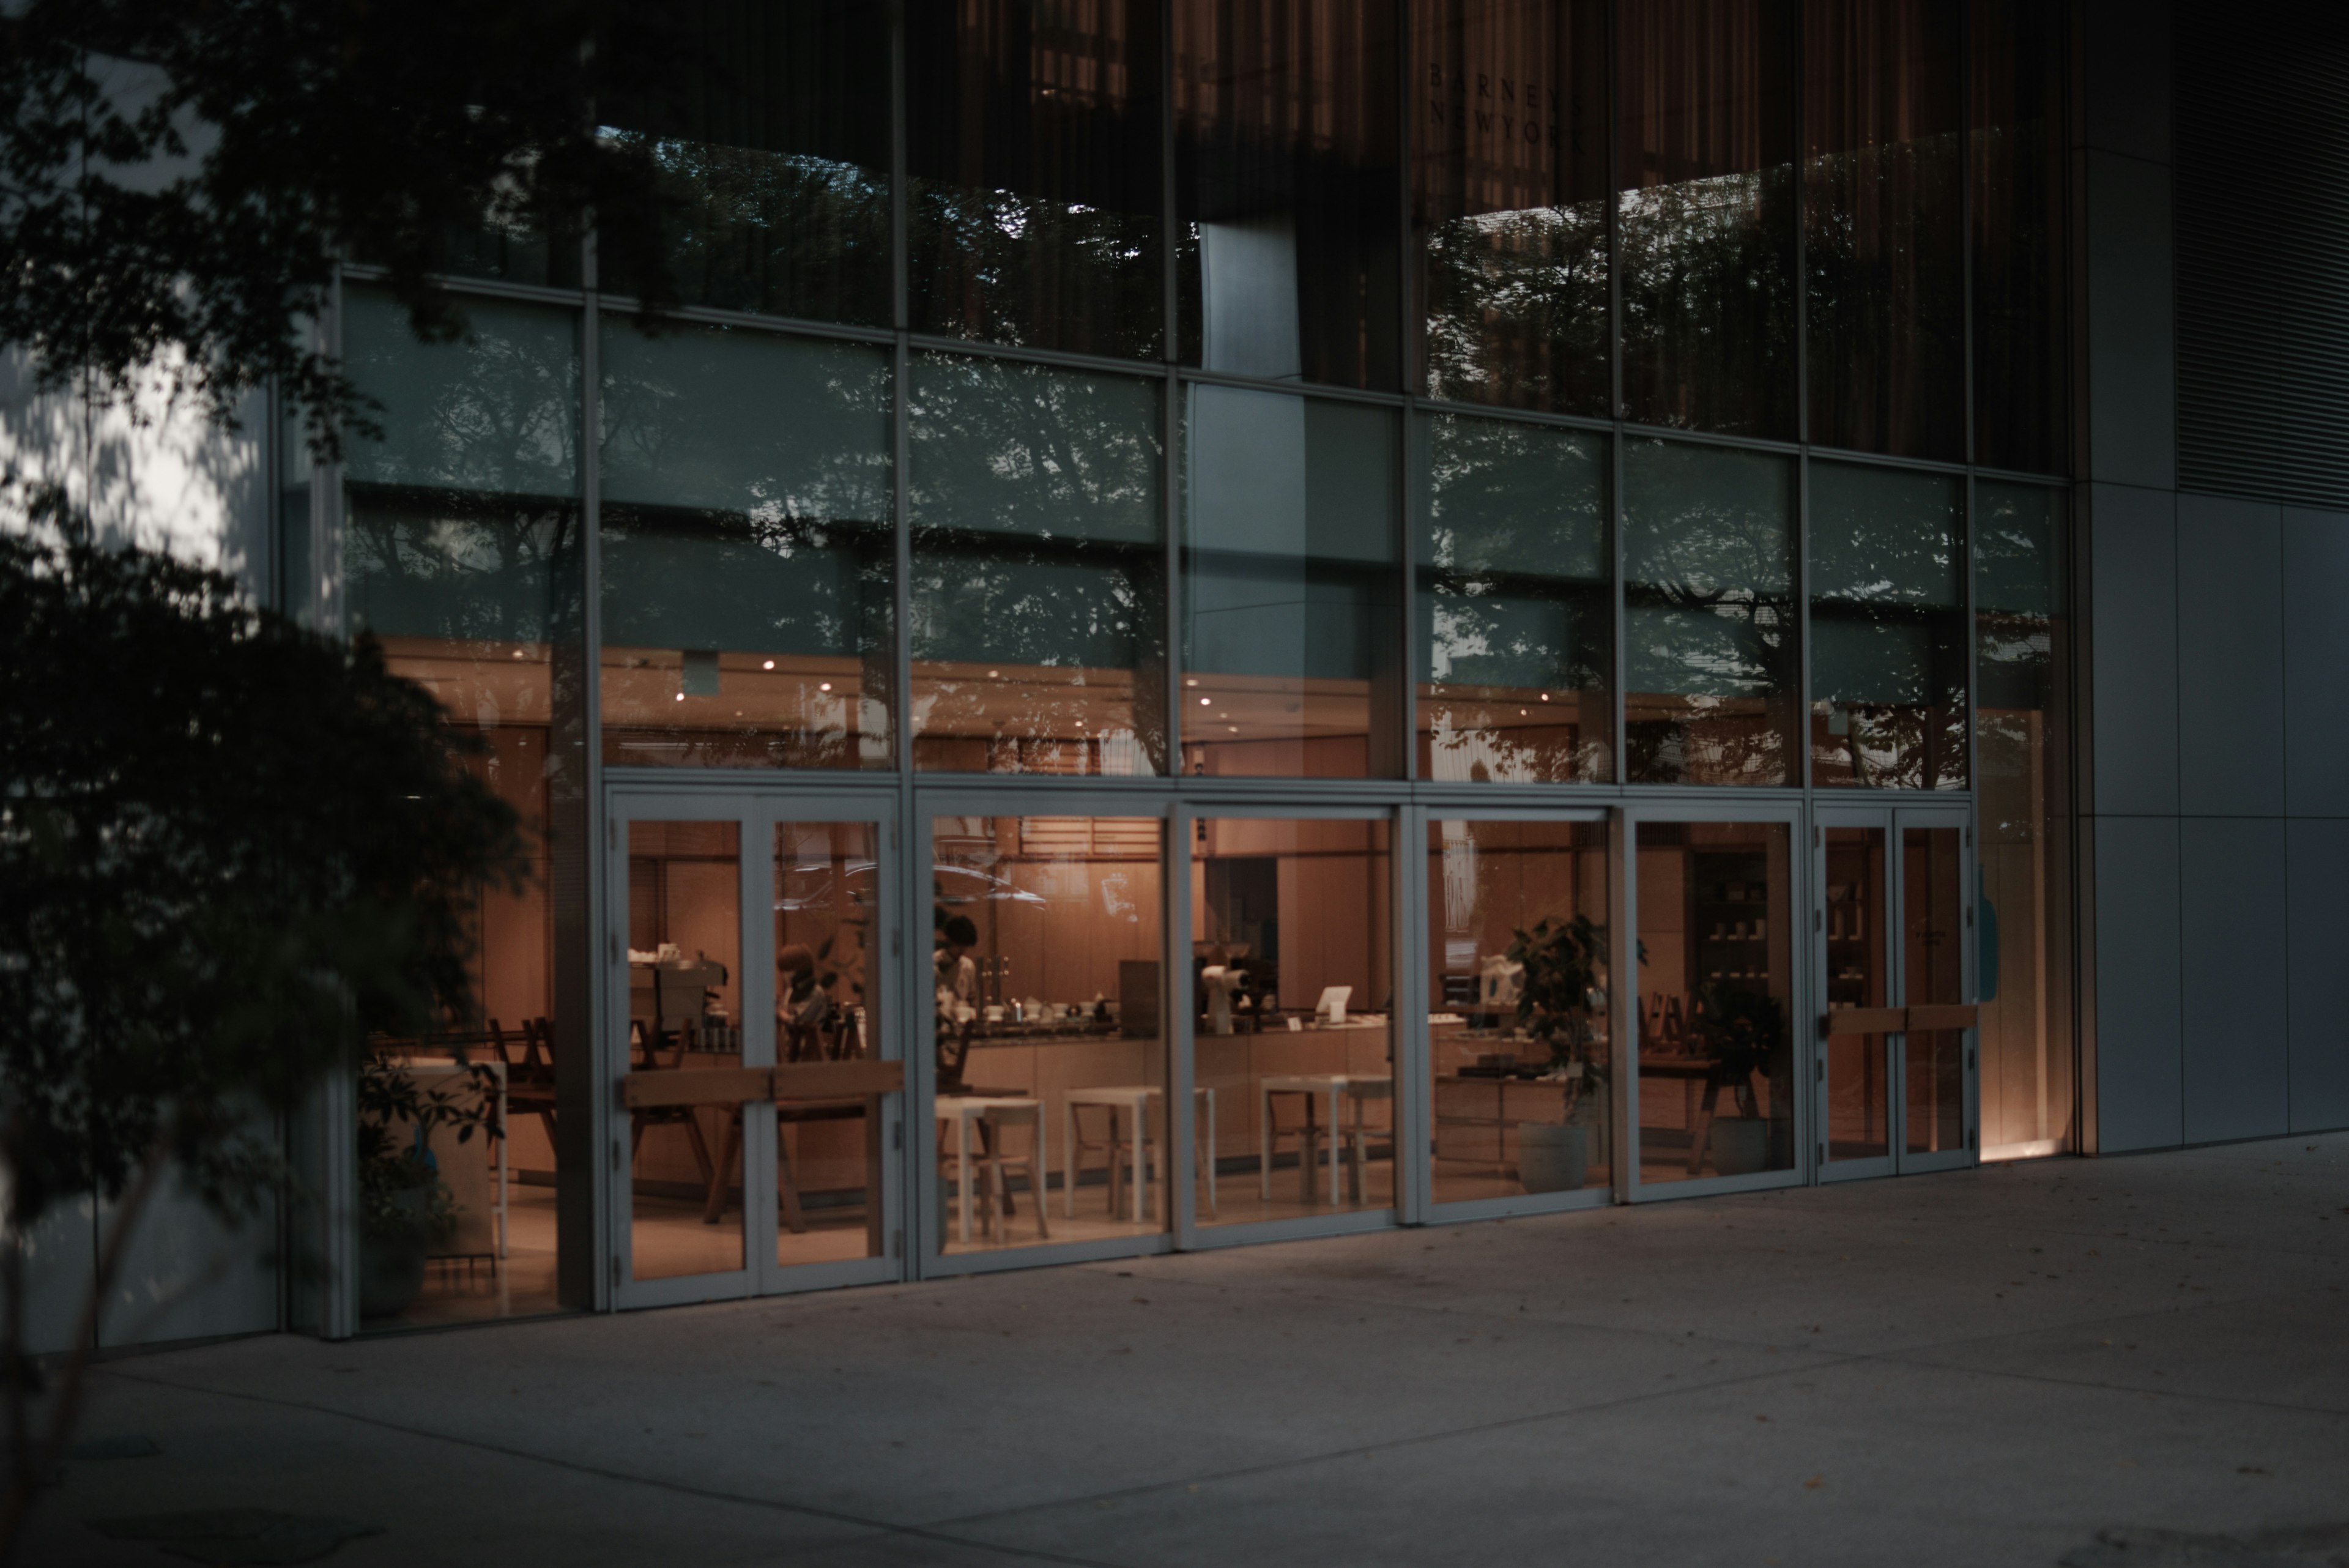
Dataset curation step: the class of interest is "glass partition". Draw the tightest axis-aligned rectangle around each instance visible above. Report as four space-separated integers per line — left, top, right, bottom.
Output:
1802 0 1964 460
1808 460 1967 789
1634 820 1795 1184
1976 481 2073 1156
910 355 1167 775
1182 387 1401 778
1902 824 1967 1156
1193 817 1395 1226
625 821 747 1282
1621 438 1797 785
1417 412 1612 783
601 3 892 324
343 286 580 1327
906 0 1166 358
930 816 1167 1255
1617 0 1799 439
1970 0 2068 475
1174 0 1403 390
1412 0 1611 417
599 322 894 769
1428 820 1612 1205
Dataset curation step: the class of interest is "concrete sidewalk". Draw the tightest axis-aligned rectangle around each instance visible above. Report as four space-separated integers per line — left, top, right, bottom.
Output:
29 1133 2349 1568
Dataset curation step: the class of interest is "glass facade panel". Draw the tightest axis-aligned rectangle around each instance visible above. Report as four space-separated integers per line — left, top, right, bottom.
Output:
1174 0 1403 390
602 3 892 323
1428 820 1612 1204
1417 412 1612 783
1807 460 1967 789
1970 0 2068 475
773 820 886 1269
1617 0 1799 439
910 354 1167 775
1902 824 1967 1155
599 322 894 770
931 816 1168 1254
1622 438 1797 786
907 0 1167 358
1975 481 2073 1155
1182 386 1401 778
626 820 748 1281
1193 817 1395 1225
344 288 582 1326
1412 0 1611 417
1802 0 1964 460
1635 820 1795 1184
1822 825 1890 1161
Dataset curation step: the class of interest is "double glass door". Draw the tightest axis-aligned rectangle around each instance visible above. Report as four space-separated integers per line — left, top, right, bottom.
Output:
606 792 902 1307
1814 807 1976 1178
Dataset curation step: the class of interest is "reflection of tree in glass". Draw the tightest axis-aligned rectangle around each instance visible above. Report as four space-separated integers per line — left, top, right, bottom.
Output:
909 355 1165 768
1422 202 1607 414
607 133 892 324
1619 171 1799 437
346 317 582 649
911 182 1163 359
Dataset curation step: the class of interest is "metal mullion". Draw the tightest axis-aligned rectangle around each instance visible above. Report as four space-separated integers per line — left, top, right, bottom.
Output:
1162 0 1183 784
1396 802 1431 1224
1409 393 1620 441
891 9 914 783
1170 801 1200 1247
1616 418 1808 459
593 296 898 350
335 263 588 313
1607 0 1627 787
579 269 615 1312
1172 364 1411 409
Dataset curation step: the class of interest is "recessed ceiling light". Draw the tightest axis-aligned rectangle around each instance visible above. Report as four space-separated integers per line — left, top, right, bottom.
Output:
762 659 775 671
819 682 833 692
988 670 1000 678
674 693 685 702
1198 697 1210 706
1184 678 1198 687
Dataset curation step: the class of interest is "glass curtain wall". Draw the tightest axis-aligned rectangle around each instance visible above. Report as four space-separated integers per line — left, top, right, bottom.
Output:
601 3 892 324
1635 820 1796 1184
1802 0 1964 460
909 356 1167 774
1412 0 1611 417
1975 481 2073 1154
342 286 583 1326
906 0 1168 358
1174 0 1403 389
1193 818 1397 1226
1807 461 1968 788
599 324 896 768
1417 413 1612 782
930 816 1168 1254
1428 820 1612 1205
1621 439 1798 786
1617 0 1800 439
1182 388 1402 777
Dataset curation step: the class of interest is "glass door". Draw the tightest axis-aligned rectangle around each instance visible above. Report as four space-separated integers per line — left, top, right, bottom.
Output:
1810 806 1976 1180
607 791 902 1309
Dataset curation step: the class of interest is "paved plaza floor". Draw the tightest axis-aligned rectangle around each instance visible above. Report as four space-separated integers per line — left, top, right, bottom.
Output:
29 1131 2349 1567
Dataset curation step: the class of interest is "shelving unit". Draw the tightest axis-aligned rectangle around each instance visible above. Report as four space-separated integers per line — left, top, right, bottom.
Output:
1692 850 1770 986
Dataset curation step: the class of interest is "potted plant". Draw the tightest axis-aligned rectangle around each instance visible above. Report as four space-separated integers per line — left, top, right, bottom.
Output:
1690 981 1787 1176
1503 915 1608 1192
357 1053 498 1318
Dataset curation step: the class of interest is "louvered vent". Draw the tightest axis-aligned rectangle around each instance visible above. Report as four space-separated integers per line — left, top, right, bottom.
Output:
2175 17 2349 508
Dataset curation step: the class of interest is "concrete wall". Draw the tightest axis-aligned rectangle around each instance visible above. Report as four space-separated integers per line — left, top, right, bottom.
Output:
2077 0 2349 1151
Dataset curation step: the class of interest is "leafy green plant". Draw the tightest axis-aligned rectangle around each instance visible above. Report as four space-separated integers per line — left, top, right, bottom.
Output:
357 1055 500 1247
1504 914 1609 1098
1691 981 1787 1091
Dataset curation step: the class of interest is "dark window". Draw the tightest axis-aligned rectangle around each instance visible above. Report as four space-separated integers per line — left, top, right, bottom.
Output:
1174 0 1404 390
1970 0 2066 475
906 0 1168 358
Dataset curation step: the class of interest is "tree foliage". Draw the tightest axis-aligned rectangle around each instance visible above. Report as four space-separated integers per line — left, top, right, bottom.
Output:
0 496 525 1229
0 0 679 458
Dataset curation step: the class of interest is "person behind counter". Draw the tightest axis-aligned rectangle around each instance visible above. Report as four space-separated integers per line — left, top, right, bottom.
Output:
935 914 979 1089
